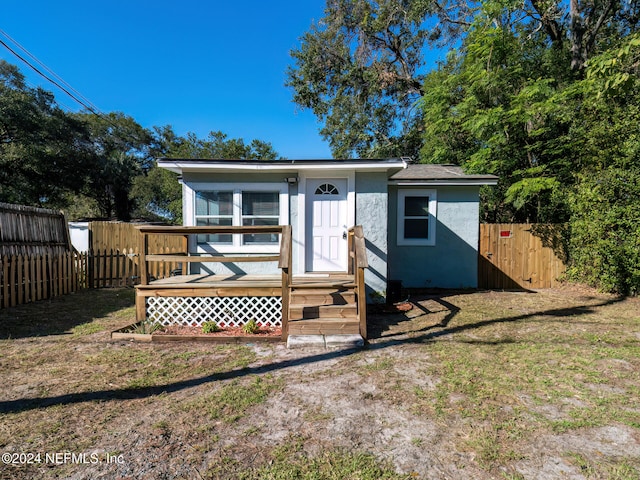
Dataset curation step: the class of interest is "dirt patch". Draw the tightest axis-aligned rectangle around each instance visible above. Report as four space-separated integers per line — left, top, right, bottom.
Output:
0 286 639 479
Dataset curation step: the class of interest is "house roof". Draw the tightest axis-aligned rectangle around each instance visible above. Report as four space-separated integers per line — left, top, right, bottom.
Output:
389 164 498 186
157 157 408 174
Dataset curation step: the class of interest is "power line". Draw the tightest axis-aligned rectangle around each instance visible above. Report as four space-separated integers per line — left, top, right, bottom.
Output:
0 30 151 150
0 29 100 112
0 31 102 115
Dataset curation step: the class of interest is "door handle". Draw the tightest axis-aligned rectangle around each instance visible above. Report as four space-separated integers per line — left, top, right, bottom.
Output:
343 231 347 240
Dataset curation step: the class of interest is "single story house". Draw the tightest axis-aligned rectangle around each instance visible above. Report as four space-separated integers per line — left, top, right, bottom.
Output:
157 158 498 301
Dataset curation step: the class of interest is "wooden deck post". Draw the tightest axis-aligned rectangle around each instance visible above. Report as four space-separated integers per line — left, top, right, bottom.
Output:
135 291 146 322
279 225 292 341
139 232 149 285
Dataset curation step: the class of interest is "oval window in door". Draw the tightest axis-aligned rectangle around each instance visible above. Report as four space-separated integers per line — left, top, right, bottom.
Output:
315 183 339 195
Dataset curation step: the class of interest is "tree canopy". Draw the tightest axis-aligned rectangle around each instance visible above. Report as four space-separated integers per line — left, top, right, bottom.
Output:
288 0 640 293
0 60 280 224
288 0 639 159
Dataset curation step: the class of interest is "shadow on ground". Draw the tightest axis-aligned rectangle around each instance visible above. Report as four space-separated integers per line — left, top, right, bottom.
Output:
0 291 625 415
0 288 135 339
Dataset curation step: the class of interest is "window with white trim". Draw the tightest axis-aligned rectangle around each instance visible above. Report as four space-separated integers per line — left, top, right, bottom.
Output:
397 189 437 246
192 183 288 252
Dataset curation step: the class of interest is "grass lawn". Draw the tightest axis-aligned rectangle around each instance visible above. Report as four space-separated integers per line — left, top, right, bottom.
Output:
0 286 638 479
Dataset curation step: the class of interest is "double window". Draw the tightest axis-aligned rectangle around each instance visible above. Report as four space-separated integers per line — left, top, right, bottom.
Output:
397 189 437 246
192 183 287 252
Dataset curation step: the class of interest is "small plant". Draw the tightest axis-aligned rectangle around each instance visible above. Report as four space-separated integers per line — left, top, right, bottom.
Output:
202 320 222 333
242 318 260 334
130 319 162 334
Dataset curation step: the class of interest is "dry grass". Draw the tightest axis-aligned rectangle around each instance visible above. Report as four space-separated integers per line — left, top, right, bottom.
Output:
0 286 638 479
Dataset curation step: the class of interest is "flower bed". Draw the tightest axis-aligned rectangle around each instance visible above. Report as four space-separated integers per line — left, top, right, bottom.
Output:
111 322 282 343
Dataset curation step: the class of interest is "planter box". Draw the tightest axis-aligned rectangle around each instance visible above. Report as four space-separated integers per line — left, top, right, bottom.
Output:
110 322 282 344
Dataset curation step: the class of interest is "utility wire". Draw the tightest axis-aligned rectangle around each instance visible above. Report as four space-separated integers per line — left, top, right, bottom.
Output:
0 28 99 112
0 30 152 154
0 33 102 115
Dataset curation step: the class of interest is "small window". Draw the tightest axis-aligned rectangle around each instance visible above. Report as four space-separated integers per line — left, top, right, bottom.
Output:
195 191 233 244
315 183 339 195
397 189 437 246
241 191 280 244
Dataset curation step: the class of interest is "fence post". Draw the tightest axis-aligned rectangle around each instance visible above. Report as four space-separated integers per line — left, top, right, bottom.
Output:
9 255 17 306
2 255 9 308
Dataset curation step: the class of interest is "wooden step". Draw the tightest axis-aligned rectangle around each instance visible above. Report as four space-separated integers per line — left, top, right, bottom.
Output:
289 304 357 321
290 289 356 305
291 281 357 289
287 318 360 335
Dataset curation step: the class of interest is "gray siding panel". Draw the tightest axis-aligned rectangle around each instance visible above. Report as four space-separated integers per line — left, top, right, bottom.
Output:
388 185 480 288
356 172 389 301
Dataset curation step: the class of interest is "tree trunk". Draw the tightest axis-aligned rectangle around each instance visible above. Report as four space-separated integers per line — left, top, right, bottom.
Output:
570 0 587 70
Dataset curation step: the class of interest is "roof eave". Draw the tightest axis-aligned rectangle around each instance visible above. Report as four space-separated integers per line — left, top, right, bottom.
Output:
389 179 499 186
157 158 408 174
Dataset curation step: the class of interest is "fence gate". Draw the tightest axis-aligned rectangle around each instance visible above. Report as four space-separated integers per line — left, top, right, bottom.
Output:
478 224 566 289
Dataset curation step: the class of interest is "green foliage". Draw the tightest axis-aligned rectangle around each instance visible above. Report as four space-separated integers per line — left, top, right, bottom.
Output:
568 168 640 295
130 165 182 223
286 0 442 158
561 36 640 294
0 61 280 222
242 318 260 334
167 130 280 160
0 60 93 209
417 1 640 291
421 19 574 222
202 320 222 333
130 319 163 334
73 112 154 220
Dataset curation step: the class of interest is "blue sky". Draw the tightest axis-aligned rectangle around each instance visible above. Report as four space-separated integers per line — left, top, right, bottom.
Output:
2 0 335 158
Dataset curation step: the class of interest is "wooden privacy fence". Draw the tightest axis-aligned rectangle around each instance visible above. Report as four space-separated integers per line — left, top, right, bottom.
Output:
0 249 185 309
478 224 566 289
1 252 83 308
90 221 185 255
0 203 72 256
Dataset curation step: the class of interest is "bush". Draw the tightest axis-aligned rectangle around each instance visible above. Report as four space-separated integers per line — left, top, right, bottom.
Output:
567 167 640 295
242 319 260 334
202 321 222 333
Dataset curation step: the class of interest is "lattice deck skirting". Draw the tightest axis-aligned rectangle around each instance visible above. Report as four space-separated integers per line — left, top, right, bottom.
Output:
146 296 282 328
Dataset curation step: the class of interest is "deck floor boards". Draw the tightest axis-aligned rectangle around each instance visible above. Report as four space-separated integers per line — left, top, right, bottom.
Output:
137 273 354 290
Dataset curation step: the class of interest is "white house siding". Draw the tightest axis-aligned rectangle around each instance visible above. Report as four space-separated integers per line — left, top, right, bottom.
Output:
388 185 481 289
181 172 295 276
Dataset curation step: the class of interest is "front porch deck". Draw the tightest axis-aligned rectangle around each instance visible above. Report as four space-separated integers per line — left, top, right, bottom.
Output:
139 273 355 290
134 225 368 342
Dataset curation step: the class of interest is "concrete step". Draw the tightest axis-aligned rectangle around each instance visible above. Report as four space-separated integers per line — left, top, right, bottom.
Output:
289 304 357 320
287 317 360 335
287 334 364 349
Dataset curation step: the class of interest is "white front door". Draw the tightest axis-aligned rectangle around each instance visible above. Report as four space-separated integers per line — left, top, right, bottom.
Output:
306 178 348 272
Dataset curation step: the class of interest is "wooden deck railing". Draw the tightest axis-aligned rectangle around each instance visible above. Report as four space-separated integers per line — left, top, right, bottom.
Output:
278 225 292 340
135 225 293 339
348 225 369 339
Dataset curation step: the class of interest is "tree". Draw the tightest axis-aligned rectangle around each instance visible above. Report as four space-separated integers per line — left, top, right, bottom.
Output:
564 33 640 294
287 0 458 158
421 12 574 222
289 0 638 160
0 61 92 208
167 130 280 159
131 128 281 223
74 112 154 220
420 0 639 222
